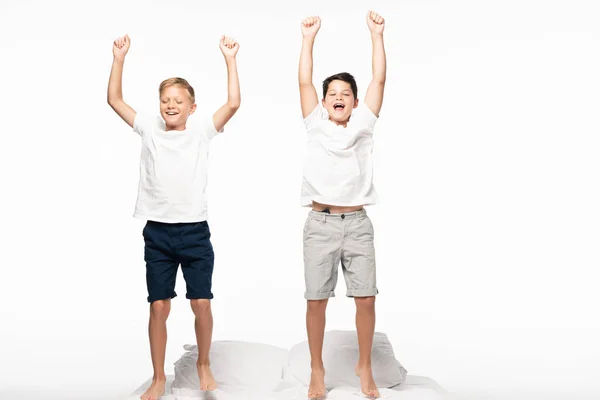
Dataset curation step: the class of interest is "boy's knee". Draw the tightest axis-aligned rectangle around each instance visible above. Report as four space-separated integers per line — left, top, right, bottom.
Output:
150 299 171 318
307 299 328 312
190 298 211 315
354 296 376 309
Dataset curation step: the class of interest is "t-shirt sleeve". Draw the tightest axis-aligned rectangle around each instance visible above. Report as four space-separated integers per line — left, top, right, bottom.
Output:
133 112 160 138
352 102 379 132
202 115 224 140
303 104 327 131
186 114 223 140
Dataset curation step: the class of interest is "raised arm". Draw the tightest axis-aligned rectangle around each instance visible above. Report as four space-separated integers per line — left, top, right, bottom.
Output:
298 16 321 118
364 11 387 117
212 35 241 133
107 35 136 128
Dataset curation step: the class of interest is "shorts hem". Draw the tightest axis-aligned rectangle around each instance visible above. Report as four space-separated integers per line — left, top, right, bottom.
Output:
305 290 335 300
186 293 214 300
148 292 177 303
346 288 378 297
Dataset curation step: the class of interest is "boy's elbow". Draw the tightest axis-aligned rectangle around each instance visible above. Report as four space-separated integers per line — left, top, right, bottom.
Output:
107 95 120 108
373 76 386 86
298 82 314 95
228 99 241 110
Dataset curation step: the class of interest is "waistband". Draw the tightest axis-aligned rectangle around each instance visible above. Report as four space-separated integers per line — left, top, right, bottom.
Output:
308 208 367 221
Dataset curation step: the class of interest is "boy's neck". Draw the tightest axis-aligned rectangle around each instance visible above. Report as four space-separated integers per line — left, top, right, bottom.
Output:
166 124 187 131
329 117 350 128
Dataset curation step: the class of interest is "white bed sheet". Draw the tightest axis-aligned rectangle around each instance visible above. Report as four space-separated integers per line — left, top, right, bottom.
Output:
129 375 449 400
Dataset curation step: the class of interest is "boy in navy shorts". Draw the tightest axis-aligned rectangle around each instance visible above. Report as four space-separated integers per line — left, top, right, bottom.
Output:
107 34 240 400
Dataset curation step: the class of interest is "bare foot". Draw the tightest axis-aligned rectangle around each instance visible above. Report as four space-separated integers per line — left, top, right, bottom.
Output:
140 377 166 400
308 367 326 399
197 363 217 391
355 365 380 398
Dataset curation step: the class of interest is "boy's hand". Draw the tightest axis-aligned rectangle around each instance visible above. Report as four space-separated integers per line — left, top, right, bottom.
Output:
112 34 130 60
219 35 239 59
367 11 385 35
301 16 321 38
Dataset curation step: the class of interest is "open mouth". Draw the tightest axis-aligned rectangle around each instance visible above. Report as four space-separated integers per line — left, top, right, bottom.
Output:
165 111 179 116
333 103 345 111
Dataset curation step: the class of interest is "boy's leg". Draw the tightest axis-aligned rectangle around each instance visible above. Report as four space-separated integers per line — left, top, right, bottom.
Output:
190 299 216 390
143 299 171 400
142 221 179 400
306 299 328 399
341 211 380 398
303 211 341 399
179 221 217 391
355 296 378 398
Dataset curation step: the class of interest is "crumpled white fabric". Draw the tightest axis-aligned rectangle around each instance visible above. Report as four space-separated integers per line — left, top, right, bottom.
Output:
131 376 450 400
286 331 408 389
173 341 289 392
171 384 448 400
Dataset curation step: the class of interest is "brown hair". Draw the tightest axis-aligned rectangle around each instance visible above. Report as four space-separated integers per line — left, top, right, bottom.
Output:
322 72 358 99
158 77 195 103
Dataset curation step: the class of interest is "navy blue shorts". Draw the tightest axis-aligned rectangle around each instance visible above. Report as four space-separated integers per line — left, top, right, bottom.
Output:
142 220 214 303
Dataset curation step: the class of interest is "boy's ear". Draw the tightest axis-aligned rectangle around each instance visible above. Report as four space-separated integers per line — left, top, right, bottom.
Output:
190 103 197 115
321 98 326 107
353 98 359 108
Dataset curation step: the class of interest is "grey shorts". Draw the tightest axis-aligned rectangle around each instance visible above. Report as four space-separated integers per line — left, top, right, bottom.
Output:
303 209 378 300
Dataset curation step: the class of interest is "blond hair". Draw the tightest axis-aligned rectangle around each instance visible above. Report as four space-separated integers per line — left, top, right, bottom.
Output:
158 77 195 103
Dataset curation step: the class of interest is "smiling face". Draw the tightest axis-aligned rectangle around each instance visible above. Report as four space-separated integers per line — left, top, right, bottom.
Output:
159 84 196 131
322 80 358 126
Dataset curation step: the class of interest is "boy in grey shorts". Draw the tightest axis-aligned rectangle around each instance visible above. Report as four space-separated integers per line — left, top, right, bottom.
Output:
298 11 387 399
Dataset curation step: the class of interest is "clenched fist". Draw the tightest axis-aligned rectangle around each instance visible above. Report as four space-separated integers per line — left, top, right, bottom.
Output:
301 16 321 38
113 34 130 60
219 35 239 58
367 11 385 35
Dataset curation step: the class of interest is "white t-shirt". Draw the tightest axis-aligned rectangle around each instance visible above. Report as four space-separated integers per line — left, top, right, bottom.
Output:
132 112 222 223
301 103 379 207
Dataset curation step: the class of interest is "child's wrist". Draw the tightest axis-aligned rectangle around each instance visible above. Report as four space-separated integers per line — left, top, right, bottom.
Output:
223 55 237 65
370 32 384 41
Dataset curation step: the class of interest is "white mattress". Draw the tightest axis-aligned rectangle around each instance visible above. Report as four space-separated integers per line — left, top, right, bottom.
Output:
129 374 448 400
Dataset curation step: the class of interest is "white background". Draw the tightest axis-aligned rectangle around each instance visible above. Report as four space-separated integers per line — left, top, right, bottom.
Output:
1 0 599 399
